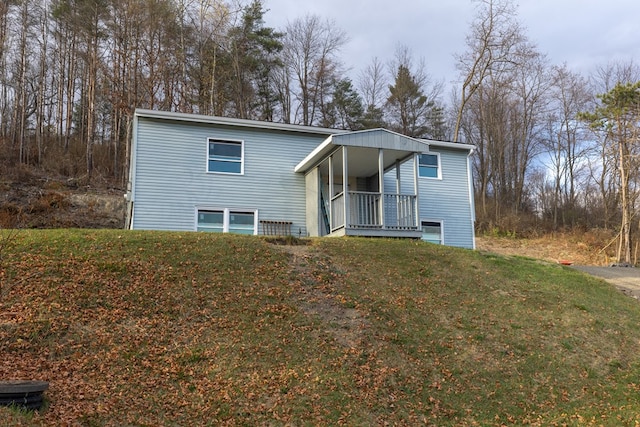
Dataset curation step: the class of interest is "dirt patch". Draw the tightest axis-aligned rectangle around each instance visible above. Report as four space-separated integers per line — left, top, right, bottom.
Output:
0 168 125 229
475 232 615 266
276 244 367 348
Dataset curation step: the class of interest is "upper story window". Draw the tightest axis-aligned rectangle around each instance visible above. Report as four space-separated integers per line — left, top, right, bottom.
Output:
208 139 243 174
418 153 440 179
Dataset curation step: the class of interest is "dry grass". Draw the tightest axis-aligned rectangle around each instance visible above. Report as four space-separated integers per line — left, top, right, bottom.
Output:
476 229 618 266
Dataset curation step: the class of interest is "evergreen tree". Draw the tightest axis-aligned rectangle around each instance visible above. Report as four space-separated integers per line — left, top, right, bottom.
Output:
579 81 640 263
325 78 364 130
387 64 440 138
228 0 283 120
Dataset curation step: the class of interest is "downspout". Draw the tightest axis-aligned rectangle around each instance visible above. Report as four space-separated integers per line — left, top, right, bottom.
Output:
378 149 385 228
124 112 139 230
395 158 400 229
413 153 420 233
467 148 476 249
343 146 349 230
328 154 334 232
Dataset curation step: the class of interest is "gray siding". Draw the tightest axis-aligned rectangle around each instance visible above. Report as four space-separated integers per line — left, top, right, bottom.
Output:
385 147 474 248
131 117 324 235
418 148 474 248
130 113 475 248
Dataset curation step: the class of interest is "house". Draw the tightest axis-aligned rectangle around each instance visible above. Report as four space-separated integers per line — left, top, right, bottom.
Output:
125 109 476 249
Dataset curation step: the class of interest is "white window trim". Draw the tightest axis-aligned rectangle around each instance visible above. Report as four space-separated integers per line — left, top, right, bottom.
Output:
418 152 442 180
195 207 258 235
206 138 245 175
421 219 444 245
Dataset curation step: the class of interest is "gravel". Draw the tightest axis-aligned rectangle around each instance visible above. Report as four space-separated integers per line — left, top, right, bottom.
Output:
571 265 640 300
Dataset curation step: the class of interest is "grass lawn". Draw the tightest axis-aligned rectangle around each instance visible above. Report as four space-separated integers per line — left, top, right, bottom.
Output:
1 229 640 426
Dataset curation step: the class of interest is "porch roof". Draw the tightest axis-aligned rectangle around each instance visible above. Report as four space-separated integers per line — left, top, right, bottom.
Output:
294 128 429 173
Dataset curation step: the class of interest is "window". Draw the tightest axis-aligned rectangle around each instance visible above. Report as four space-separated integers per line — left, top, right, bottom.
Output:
421 221 443 244
228 212 255 234
197 209 256 235
419 153 440 178
207 139 243 174
197 211 224 232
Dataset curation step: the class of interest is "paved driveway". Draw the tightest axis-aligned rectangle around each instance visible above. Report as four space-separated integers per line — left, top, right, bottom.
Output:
571 265 640 299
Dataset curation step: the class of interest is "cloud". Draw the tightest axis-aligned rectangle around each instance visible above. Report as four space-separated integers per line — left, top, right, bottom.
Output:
263 0 640 96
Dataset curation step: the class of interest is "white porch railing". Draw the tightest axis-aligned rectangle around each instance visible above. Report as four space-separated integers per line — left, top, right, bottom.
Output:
383 193 417 229
330 192 345 232
348 191 382 228
326 191 418 231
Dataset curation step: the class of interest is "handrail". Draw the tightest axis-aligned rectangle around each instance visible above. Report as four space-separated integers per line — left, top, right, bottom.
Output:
327 191 418 232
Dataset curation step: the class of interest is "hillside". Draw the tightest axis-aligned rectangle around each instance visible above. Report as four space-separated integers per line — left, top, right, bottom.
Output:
2 230 640 425
1 164 619 266
0 166 125 229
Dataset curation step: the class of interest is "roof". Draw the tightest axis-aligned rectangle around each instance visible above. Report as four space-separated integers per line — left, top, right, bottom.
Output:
134 109 340 136
294 129 430 173
134 109 475 156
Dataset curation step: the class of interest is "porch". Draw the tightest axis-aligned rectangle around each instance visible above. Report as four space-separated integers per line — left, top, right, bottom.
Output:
295 129 430 239
328 191 420 237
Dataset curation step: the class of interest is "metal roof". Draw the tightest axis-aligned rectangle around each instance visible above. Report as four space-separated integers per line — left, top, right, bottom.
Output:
134 109 476 160
134 109 340 136
294 129 430 173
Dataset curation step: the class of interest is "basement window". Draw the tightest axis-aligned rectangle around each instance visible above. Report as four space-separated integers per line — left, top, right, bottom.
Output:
421 220 443 244
197 209 257 235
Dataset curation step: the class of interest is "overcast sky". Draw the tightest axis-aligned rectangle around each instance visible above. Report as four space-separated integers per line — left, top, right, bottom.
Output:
262 0 640 97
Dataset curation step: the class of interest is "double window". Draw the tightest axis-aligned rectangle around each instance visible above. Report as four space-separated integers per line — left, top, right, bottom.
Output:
418 153 440 179
421 220 443 244
197 209 257 235
207 139 244 174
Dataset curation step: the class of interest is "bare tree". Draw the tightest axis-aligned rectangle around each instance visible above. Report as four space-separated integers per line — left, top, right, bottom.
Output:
544 64 592 228
357 57 387 128
507 50 549 213
281 14 347 126
358 57 387 112
12 0 34 164
453 0 526 142
0 1 14 140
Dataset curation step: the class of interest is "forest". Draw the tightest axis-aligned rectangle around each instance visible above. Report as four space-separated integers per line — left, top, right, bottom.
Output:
0 0 639 262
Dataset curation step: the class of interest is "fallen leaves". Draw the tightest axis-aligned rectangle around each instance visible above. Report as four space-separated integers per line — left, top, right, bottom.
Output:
2 230 640 425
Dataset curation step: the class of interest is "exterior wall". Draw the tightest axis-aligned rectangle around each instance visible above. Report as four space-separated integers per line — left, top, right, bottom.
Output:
387 147 475 249
131 116 324 235
417 147 475 249
129 111 475 248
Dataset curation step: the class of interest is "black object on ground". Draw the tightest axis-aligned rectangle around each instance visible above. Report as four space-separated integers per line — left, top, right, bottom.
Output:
0 380 49 410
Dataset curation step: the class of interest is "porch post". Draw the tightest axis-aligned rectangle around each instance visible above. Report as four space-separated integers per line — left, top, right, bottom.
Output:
413 153 420 230
328 154 334 231
343 145 349 228
378 149 385 228
395 160 401 194
396 159 401 228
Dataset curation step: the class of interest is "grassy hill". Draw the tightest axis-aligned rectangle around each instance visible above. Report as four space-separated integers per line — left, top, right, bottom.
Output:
1 230 640 426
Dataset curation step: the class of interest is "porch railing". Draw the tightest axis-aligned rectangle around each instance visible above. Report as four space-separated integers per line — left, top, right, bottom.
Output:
329 191 418 232
330 192 345 232
348 191 382 228
383 193 417 229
